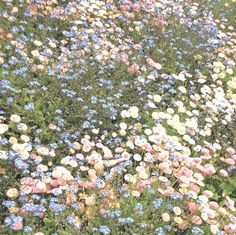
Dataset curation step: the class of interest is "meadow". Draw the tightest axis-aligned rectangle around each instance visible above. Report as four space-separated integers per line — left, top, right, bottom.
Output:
0 0 236 234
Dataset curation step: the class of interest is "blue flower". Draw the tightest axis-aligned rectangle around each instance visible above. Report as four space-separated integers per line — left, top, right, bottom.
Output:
134 203 143 211
138 223 147 228
170 193 183 200
155 227 164 235
4 215 23 229
165 225 171 231
2 200 16 208
118 217 134 224
6 97 14 105
192 226 204 234
23 203 46 217
23 226 32 233
24 103 35 111
153 198 163 209
49 202 65 215
99 226 111 234
66 216 74 225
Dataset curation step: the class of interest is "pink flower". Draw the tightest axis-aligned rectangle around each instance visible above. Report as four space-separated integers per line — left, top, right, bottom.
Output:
50 179 59 188
39 213 44 219
81 138 89 145
160 74 168 79
88 181 95 189
146 58 155 67
82 144 91 152
189 184 200 193
32 186 41 194
121 151 130 160
209 201 219 210
201 148 210 155
115 147 124 153
163 187 174 196
133 44 142 50
225 196 235 211
29 153 37 160
192 215 202 225
219 169 228 177
133 3 140 12
207 209 216 219
188 127 196 136
225 158 235 165
120 54 129 64
13 221 23 231
203 163 216 175
20 185 32 194
99 208 106 217
154 17 167 26
209 220 218 225
146 58 162 69
128 64 140 74
224 224 236 234
188 202 198 213
77 202 85 213
226 147 235 155
197 164 206 172
121 4 130 11
203 190 213 198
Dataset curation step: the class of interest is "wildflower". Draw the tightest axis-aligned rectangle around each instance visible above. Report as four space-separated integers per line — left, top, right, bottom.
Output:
174 216 183 224
155 227 164 235
162 213 170 222
153 95 162 103
10 114 21 123
133 154 142 161
17 123 28 131
192 226 204 234
219 169 228 177
0 57 4 64
34 40 43 46
153 198 163 209
99 226 111 234
119 122 127 130
173 207 182 215
24 103 35 111
36 147 49 156
0 124 8 134
66 216 74 225
85 196 96 206
6 188 19 198
192 216 202 225
225 196 235 212
129 106 139 118
4 215 23 230
120 110 130 118
23 226 32 233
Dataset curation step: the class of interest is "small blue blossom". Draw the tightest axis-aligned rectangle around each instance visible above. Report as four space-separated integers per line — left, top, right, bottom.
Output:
24 103 35 111
99 226 111 235
23 226 32 233
153 198 163 209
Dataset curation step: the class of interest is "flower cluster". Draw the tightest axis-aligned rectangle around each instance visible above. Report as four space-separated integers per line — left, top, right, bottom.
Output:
0 0 236 234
